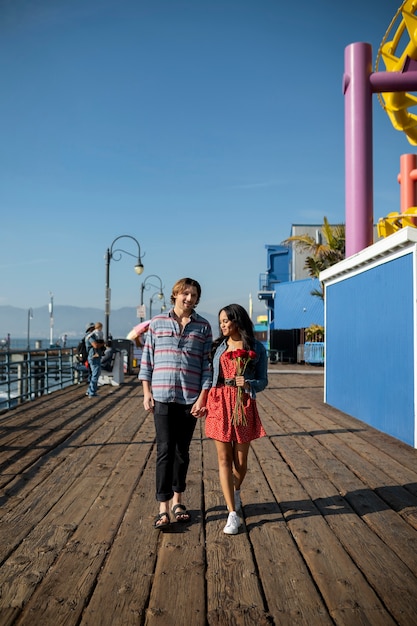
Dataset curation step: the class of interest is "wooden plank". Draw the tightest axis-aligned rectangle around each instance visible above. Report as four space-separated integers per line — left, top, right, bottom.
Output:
309 479 417 624
144 425 206 626
0 392 150 622
283 419 417 576
271 380 417 478
0 396 143 563
314 394 417 475
267 393 417 531
0 385 133 490
12 410 152 625
257 392 417 624
0 412 147 609
252 408 398 625
79 413 159 626
203 432 273 626
290 394 417 487
259 408 417 623
1 371 417 624
242 444 334 625
0 607 20 626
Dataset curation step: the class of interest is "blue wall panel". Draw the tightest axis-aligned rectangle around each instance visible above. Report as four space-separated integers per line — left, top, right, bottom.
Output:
326 253 414 446
274 279 324 330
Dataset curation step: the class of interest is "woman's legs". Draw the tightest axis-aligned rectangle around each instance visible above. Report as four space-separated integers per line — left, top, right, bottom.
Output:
214 440 235 512
215 440 251 511
232 442 250 491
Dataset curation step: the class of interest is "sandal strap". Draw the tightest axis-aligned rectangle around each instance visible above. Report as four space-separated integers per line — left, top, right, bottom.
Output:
172 504 186 514
154 511 170 528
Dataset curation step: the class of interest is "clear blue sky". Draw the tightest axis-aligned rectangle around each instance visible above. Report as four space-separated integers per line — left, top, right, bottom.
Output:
0 0 410 319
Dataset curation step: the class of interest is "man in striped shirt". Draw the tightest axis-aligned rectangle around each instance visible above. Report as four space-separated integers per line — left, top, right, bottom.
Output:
139 277 212 529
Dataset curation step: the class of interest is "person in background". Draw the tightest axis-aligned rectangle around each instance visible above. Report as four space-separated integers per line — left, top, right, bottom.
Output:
74 322 94 383
205 303 268 535
139 277 212 529
101 340 115 372
91 322 104 358
85 322 105 398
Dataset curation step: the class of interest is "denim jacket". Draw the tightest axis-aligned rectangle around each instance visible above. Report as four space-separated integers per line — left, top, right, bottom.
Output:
210 339 268 398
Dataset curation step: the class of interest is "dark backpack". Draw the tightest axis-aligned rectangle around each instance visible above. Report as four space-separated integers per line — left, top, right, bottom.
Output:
76 338 89 364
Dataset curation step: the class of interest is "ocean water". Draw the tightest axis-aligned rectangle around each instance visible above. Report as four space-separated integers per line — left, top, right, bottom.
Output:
1 337 79 350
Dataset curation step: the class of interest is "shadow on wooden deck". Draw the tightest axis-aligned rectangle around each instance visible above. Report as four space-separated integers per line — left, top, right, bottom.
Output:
0 369 417 625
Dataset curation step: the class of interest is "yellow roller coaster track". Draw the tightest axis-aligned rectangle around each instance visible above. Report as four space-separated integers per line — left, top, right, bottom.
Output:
377 206 417 237
375 2 417 237
376 0 417 145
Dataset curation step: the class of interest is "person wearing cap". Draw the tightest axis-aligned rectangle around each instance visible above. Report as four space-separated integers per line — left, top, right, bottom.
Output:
73 323 95 384
84 322 95 382
85 322 105 397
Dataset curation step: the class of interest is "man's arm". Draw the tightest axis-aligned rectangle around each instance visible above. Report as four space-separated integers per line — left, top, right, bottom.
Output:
142 380 154 412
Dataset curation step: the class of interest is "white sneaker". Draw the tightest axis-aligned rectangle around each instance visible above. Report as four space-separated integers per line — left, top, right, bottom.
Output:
223 511 241 535
234 490 242 511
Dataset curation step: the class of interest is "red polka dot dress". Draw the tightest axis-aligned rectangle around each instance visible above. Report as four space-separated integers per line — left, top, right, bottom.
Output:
205 351 266 443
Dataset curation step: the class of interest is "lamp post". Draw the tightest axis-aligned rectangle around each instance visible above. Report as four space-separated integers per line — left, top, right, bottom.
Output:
140 275 164 321
149 292 167 318
27 308 33 350
105 235 144 340
48 292 54 347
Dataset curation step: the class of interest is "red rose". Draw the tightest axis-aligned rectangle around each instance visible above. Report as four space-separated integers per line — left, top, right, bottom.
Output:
248 350 257 360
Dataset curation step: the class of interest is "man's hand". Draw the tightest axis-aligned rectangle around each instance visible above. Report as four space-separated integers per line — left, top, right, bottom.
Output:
191 402 206 418
143 392 154 412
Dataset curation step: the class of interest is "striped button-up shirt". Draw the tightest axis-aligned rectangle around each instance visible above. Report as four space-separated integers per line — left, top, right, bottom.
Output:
138 309 213 405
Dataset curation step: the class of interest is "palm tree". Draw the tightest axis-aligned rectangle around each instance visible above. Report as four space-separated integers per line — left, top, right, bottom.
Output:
282 217 345 298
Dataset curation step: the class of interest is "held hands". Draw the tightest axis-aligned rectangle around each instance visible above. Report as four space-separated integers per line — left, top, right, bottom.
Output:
191 389 209 419
191 402 207 418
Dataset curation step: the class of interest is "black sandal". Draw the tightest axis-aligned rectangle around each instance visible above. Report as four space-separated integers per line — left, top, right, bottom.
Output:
171 504 191 523
154 511 170 529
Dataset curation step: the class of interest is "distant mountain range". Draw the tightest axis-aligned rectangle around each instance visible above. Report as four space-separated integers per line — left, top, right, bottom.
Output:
0 305 218 342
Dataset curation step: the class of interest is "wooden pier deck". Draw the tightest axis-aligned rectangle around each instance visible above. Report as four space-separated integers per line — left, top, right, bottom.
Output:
1 365 417 626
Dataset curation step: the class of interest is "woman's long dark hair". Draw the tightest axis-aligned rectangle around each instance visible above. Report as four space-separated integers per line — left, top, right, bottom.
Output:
211 303 255 360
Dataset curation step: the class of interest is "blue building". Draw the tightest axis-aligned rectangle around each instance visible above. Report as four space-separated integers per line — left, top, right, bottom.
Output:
321 228 417 448
258 232 324 363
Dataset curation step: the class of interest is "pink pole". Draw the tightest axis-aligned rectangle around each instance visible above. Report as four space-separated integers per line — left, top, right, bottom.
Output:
398 154 417 213
344 43 374 257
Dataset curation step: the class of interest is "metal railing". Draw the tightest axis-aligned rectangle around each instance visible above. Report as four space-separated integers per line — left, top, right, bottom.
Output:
258 273 270 291
304 341 325 365
0 347 80 412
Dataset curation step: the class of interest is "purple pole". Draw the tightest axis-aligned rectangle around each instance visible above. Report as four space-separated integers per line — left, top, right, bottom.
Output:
344 43 374 257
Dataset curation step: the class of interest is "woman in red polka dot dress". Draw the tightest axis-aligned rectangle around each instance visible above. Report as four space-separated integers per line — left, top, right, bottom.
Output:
205 304 268 535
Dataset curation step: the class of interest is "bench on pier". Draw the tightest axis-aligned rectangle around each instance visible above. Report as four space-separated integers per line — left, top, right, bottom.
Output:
98 351 124 386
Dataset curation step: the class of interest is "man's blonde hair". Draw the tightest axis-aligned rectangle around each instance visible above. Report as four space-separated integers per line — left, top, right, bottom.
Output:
170 277 201 305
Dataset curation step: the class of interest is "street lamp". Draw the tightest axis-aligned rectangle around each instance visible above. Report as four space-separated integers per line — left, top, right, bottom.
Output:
140 275 164 321
105 235 144 340
27 308 33 350
149 291 167 318
48 292 54 347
